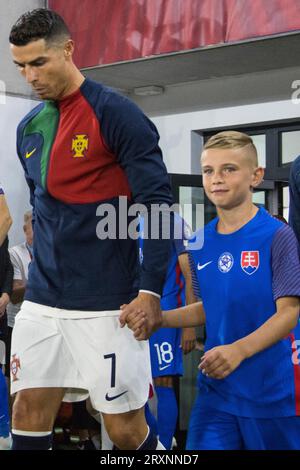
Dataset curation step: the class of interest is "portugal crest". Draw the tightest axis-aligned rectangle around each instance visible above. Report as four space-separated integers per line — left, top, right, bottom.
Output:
241 251 260 275
10 354 21 382
72 134 89 157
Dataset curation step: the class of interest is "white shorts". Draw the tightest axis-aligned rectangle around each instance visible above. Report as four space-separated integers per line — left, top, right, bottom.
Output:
10 301 152 414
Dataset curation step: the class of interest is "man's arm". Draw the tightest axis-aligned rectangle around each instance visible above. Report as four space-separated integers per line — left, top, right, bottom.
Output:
10 279 25 304
0 240 13 317
101 93 173 336
0 194 12 246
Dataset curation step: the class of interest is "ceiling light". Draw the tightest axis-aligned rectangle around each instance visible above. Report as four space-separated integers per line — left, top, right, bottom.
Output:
133 85 164 96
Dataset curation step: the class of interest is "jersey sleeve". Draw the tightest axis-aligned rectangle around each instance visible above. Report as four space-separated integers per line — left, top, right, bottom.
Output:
289 155 300 245
188 252 201 300
272 224 300 300
174 214 189 257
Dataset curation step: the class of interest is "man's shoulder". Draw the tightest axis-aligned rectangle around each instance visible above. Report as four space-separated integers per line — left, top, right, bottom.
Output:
17 102 45 133
81 78 143 116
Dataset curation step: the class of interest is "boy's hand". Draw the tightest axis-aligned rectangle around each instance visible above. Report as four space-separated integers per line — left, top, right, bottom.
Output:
199 343 245 379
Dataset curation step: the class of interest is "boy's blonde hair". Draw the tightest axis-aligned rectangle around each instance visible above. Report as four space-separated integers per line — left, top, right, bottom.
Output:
203 131 258 166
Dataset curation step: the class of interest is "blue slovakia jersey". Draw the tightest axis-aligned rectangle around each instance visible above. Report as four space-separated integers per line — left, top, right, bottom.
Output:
150 239 186 377
139 213 187 377
160 237 186 310
189 207 300 418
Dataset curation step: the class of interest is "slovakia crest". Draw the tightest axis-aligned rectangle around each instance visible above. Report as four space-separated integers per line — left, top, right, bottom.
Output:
241 251 259 275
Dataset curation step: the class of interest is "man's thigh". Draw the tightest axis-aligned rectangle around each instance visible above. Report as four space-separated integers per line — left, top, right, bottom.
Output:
10 308 85 396
13 388 65 430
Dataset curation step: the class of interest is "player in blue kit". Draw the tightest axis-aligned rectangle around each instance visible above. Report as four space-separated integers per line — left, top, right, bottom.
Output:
0 368 11 450
139 214 195 449
149 236 194 449
124 131 300 450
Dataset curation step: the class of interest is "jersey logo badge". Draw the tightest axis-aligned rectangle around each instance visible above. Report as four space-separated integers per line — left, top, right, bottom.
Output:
159 364 171 371
197 261 213 271
72 134 89 157
105 390 128 401
241 251 260 275
10 354 21 382
218 252 234 273
25 148 36 159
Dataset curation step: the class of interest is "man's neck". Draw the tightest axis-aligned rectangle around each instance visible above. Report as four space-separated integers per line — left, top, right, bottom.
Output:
58 66 85 100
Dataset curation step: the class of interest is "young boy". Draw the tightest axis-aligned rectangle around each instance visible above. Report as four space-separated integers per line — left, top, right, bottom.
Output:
124 131 300 450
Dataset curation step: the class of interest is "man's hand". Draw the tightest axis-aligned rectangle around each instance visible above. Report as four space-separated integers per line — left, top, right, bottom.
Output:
199 343 246 380
119 292 162 340
181 327 196 354
0 293 10 318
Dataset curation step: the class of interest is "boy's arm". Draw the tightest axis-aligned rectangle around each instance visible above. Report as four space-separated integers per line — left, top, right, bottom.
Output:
179 252 198 353
235 296 299 359
200 296 299 379
162 301 205 328
123 301 205 340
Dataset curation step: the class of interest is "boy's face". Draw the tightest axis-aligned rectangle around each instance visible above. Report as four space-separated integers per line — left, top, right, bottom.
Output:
201 147 264 210
10 38 73 100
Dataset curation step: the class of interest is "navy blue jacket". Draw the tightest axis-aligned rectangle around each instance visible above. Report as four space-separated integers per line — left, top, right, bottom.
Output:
16 78 172 310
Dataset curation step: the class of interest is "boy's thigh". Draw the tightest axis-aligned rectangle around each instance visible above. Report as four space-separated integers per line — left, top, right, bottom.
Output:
239 415 300 450
186 394 243 450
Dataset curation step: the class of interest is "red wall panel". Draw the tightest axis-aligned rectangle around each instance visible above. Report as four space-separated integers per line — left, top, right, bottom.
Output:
48 0 300 68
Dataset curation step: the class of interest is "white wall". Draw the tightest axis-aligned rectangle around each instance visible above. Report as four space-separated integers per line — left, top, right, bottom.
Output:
0 94 37 246
152 99 300 175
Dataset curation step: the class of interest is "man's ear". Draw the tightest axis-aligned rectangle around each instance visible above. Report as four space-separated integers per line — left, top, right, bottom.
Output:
64 39 74 58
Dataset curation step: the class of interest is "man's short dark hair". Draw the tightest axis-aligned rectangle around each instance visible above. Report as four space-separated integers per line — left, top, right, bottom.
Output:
9 8 70 46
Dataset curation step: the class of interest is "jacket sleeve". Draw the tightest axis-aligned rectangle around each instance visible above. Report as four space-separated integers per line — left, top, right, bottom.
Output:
16 122 36 229
101 92 173 295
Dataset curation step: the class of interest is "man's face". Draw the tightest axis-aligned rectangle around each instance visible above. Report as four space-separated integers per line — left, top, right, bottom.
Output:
10 38 70 100
201 147 263 210
24 219 33 246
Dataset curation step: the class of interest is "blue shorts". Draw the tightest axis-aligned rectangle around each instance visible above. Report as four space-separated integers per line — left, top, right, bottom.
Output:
149 327 183 378
186 392 300 450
